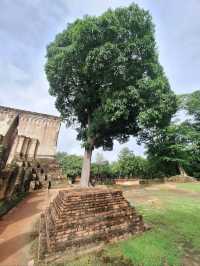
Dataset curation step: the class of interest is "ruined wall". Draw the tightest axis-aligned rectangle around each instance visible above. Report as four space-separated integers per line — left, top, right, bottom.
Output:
0 106 61 163
0 113 19 166
0 112 18 145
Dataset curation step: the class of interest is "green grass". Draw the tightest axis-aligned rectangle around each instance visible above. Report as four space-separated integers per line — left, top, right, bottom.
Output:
113 194 200 266
176 182 200 192
104 231 180 266
46 184 200 266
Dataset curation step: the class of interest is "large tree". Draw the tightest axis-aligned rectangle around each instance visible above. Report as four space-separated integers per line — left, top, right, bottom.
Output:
45 4 176 187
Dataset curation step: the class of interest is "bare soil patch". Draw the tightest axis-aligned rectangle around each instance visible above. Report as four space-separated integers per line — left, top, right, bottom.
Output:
0 188 61 266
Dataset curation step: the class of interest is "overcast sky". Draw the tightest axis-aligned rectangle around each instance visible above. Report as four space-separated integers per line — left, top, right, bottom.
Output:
0 0 199 161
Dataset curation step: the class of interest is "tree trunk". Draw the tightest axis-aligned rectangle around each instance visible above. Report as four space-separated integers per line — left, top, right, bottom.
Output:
80 148 92 187
178 164 187 176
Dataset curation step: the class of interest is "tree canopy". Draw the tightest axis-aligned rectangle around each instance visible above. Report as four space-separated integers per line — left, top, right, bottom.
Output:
114 147 147 178
180 90 200 128
46 4 176 186
145 90 200 178
145 124 193 175
58 154 83 180
180 90 200 177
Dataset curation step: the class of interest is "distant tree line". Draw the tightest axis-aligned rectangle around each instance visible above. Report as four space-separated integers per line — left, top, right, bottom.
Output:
56 147 171 181
56 149 147 181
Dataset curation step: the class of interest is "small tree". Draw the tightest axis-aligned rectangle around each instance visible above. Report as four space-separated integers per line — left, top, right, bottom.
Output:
116 147 147 178
146 124 193 176
45 4 176 187
59 154 83 181
180 90 200 126
91 161 112 180
56 151 68 162
179 90 200 178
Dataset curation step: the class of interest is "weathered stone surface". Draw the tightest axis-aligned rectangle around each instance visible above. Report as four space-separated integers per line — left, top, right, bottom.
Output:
0 106 61 163
0 160 49 200
0 113 18 167
39 188 145 260
0 106 63 199
37 158 64 180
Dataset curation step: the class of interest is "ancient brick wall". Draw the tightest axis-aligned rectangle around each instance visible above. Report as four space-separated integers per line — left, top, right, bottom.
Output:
0 106 61 163
0 113 18 167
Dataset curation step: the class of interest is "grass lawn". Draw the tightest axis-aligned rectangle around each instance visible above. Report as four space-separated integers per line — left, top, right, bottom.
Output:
176 182 200 192
46 183 200 266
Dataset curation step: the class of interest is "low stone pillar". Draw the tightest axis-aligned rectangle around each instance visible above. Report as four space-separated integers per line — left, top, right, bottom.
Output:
15 135 25 158
28 139 39 159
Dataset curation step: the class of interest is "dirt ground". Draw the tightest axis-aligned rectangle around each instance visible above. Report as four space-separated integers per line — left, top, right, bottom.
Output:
0 189 60 266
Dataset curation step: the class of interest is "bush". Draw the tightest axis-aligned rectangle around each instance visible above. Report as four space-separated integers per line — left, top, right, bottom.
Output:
58 154 83 180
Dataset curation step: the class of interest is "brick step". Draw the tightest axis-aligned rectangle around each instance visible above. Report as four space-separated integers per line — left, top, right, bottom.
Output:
44 210 56 251
52 199 126 213
50 207 136 225
53 196 129 213
53 198 126 211
53 216 142 239
46 207 142 239
56 190 123 201
53 221 143 252
39 213 48 256
52 204 129 216
53 195 127 208
53 194 125 207
50 208 137 230
58 192 123 200
52 203 129 217
51 209 132 225
52 201 130 218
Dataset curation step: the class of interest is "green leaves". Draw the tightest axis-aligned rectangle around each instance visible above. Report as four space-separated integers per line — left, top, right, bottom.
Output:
113 147 148 178
45 3 176 151
58 154 83 179
145 122 200 177
179 90 200 126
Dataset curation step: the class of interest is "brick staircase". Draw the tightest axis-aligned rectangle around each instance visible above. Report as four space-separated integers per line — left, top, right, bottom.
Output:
39 188 145 260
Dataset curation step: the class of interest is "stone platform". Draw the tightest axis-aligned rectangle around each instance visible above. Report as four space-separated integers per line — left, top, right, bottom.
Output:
38 188 145 260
